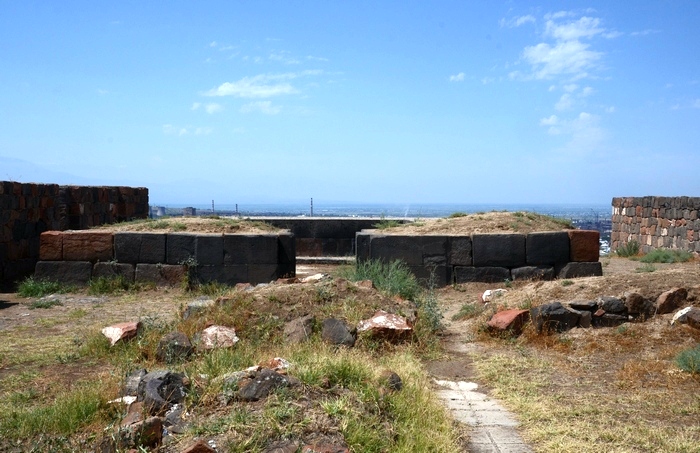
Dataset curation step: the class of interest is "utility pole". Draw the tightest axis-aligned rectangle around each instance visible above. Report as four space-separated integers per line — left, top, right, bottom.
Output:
212 199 215 215
310 198 314 217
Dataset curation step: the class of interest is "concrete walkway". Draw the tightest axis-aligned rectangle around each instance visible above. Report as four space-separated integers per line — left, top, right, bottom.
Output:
434 378 532 452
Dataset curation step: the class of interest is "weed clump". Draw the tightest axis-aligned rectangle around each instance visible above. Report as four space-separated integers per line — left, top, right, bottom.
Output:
675 345 700 374
17 277 72 298
616 240 640 257
640 248 693 264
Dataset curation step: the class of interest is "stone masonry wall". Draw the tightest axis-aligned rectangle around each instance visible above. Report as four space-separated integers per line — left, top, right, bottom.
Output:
611 196 700 254
35 230 295 287
0 181 148 289
356 230 601 287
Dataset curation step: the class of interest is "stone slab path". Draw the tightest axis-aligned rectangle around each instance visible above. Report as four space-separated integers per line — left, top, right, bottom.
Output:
434 378 532 453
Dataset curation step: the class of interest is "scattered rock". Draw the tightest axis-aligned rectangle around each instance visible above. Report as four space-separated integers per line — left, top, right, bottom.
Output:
101 321 140 346
321 318 356 347
671 307 694 325
579 310 592 328
486 309 530 335
624 291 656 318
264 439 300 453
687 309 700 330
156 332 194 363
593 314 628 328
259 357 291 372
199 325 239 350
357 310 412 339
284 315 315 344
234 282 253 291
137 371 188 415
181 439 217 453
656 288 688 315
597 296 627 315
379 370 403 391
530 302 580 333
301 273 328 283
481 288 507 303
124 369 147 396
568 300 596 311
277 277 301 284
301 444 350 453
238 368 290 401
182 297 216 320
355 280 374 289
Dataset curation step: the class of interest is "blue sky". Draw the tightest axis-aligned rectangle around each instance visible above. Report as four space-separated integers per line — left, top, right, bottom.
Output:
1 1 699 206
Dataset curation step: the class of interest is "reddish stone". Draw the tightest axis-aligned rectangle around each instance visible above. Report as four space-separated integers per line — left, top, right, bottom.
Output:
487 309 530 335
102 321 141 346
40 231 63 260
656 288 688 315
62 231 113 261
301 445 349 453
568 230 600 262
594 309 606 317
358 310 412 333
180 440 216 453
355 279 374 289
200 325 239 350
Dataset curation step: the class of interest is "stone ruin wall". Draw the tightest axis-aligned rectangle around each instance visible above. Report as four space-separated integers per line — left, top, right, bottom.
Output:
611 196 700 254
0 181 148 289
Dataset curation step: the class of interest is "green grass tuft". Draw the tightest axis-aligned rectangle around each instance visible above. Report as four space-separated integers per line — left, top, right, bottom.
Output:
675 345 700 374
17 277 73 298
640 248 693 264
341 259 420 301
616 240 640 257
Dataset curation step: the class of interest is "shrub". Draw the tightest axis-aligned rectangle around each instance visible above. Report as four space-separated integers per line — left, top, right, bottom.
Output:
344 259 420 301
448 212 467 218
634 263 656 273
373 217 401 230
17 277 72 298
616 240 640 257
639 248 693 264
675 345 700 374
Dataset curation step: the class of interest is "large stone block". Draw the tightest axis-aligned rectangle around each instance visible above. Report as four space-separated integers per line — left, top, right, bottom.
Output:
135 263 186 286
355 233 371 263
195 264 248 285
195 234 224 265
166 233 196 265
408 264 448 287
62 231 113 262
511 265 554 281
526 231 570 266
369 235 447 266
223 234 278 264
114 232 166 264
40 231 63 260
454 266 511 284
472 234 526 267
568 230 599 262
557 262 603 278
248 264 280 284
448 236 472 266
277 233 296 278
34 261 92 285
93 262 135 282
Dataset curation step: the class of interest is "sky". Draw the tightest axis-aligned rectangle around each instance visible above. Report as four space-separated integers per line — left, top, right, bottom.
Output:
1 1 699 206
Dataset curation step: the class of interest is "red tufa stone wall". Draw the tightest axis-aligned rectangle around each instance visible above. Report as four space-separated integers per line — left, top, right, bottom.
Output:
0 181 148 290
611 196 700 254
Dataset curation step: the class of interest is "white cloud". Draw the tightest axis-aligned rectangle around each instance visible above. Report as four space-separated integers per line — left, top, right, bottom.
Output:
540 112 604 151
500 15 536 28
191 102 201 110
306 55 329 62
205 103 223 114
693 99 700 109
162 124 213 136
605 106 616 113
240 101 281 115
540 115 559 126
209 41 217 47
204 71 322 98
563 83 579 92
97 89 109 95
269 51 300 64
522 40 601 80
630 29 660 37
545 16 603 41
555 93 573 111
449 72 465 82
581 86 594 97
